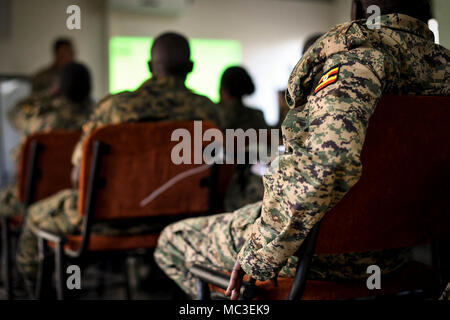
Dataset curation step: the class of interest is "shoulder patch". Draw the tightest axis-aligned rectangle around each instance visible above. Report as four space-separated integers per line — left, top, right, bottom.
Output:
314 66 340 94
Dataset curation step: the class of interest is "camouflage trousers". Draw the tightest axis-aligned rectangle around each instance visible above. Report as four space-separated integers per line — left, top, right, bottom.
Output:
16 188 164 287
0 183 24 218
154 202 411 298
224 166 264 212
16 189 82 285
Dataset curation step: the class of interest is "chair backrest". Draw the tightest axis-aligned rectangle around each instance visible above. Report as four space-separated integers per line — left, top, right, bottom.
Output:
315 95 450 254
17 130 81 205
77 121 224 221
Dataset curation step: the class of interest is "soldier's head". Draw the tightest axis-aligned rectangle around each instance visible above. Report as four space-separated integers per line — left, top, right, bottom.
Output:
351 0 432 23
148 32 193 80
59 62 92 103
220 66 255 104
53 38 75 68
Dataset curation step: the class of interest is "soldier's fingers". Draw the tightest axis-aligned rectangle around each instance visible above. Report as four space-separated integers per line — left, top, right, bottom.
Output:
226 269 241 296
230 276 243 300
226 260 243 296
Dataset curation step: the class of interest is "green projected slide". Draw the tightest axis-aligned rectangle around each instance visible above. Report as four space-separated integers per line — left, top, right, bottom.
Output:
109 37 242 102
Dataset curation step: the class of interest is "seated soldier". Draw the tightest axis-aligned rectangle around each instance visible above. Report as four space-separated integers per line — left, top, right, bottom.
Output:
15 32 222 294
0 62 92 220
218 66 269 212
154 0 449 299
31 38 75 95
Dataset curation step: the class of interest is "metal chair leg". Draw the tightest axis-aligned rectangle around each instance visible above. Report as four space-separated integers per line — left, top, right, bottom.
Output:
197 278 211 300
1 217 13 300
36 237 54 299
123 257 133 300
55 242 65 300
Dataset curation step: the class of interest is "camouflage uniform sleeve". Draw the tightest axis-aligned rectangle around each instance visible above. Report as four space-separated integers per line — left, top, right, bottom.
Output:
71 96 115 167
237 51 385 281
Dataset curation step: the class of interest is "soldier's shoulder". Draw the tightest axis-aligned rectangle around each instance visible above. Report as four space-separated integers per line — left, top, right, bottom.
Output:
318 20 373 54
187 90 216 107
95 90 133 110
33 65 57 78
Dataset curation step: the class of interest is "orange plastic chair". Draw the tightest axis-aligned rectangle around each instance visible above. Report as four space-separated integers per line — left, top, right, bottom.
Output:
192 95 450 300
35 121 230 299
1 130 81 299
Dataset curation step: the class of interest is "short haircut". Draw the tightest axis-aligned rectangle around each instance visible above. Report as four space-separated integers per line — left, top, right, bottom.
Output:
356 0 432 23
53 37 73 54
221 66 255 99
150 32 191 76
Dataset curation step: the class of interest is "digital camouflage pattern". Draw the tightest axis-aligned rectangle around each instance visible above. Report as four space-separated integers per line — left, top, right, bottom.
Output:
0 93 90 219
8 92 90 138
224 167 264 212
155 13 450 297
219 99 269 212
16 76 221 286
31 64 60 95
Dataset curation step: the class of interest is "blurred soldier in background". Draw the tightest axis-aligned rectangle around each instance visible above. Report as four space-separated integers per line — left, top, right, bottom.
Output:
154 0 449 300
277 33 324 129
218 66 268 212
15 32 222 295
219 66 267 131
0 62 92 220
31 38 75 95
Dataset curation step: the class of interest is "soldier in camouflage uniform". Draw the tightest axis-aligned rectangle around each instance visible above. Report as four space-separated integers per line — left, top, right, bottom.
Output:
218 66 269 212
155 0 450 299
31 38 75 95
0 62 92 219
15 32 222 290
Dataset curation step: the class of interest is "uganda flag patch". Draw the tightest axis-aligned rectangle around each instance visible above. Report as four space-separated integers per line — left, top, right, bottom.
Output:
314 66 340 94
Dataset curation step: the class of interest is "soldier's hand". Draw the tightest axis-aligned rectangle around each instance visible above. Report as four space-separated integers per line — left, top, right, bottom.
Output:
226 259 256 300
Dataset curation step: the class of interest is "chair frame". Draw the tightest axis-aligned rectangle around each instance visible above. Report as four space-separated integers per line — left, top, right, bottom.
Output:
35 139 219 300
2 140 40 300
191 226 446 301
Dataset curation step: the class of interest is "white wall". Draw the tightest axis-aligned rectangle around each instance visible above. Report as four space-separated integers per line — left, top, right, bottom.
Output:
434 0 450 49
0 0 107 100
108 0 338 125
0 0 447 124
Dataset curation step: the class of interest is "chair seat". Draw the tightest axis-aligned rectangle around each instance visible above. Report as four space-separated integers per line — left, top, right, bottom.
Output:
210 261 440 300
48 233 160 252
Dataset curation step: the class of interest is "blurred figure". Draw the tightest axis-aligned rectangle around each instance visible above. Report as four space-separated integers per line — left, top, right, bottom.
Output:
31 38 75 95
219 66 267 130
15 32 221 295
0 62 92 220
218 66 268 212
277 33 324 129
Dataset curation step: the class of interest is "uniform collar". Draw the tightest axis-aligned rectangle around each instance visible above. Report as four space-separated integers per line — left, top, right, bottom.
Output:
378 13 434 41
140 76 187 89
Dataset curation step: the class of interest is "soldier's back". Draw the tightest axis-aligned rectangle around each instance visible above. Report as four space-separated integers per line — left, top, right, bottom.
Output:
100 76 221 126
